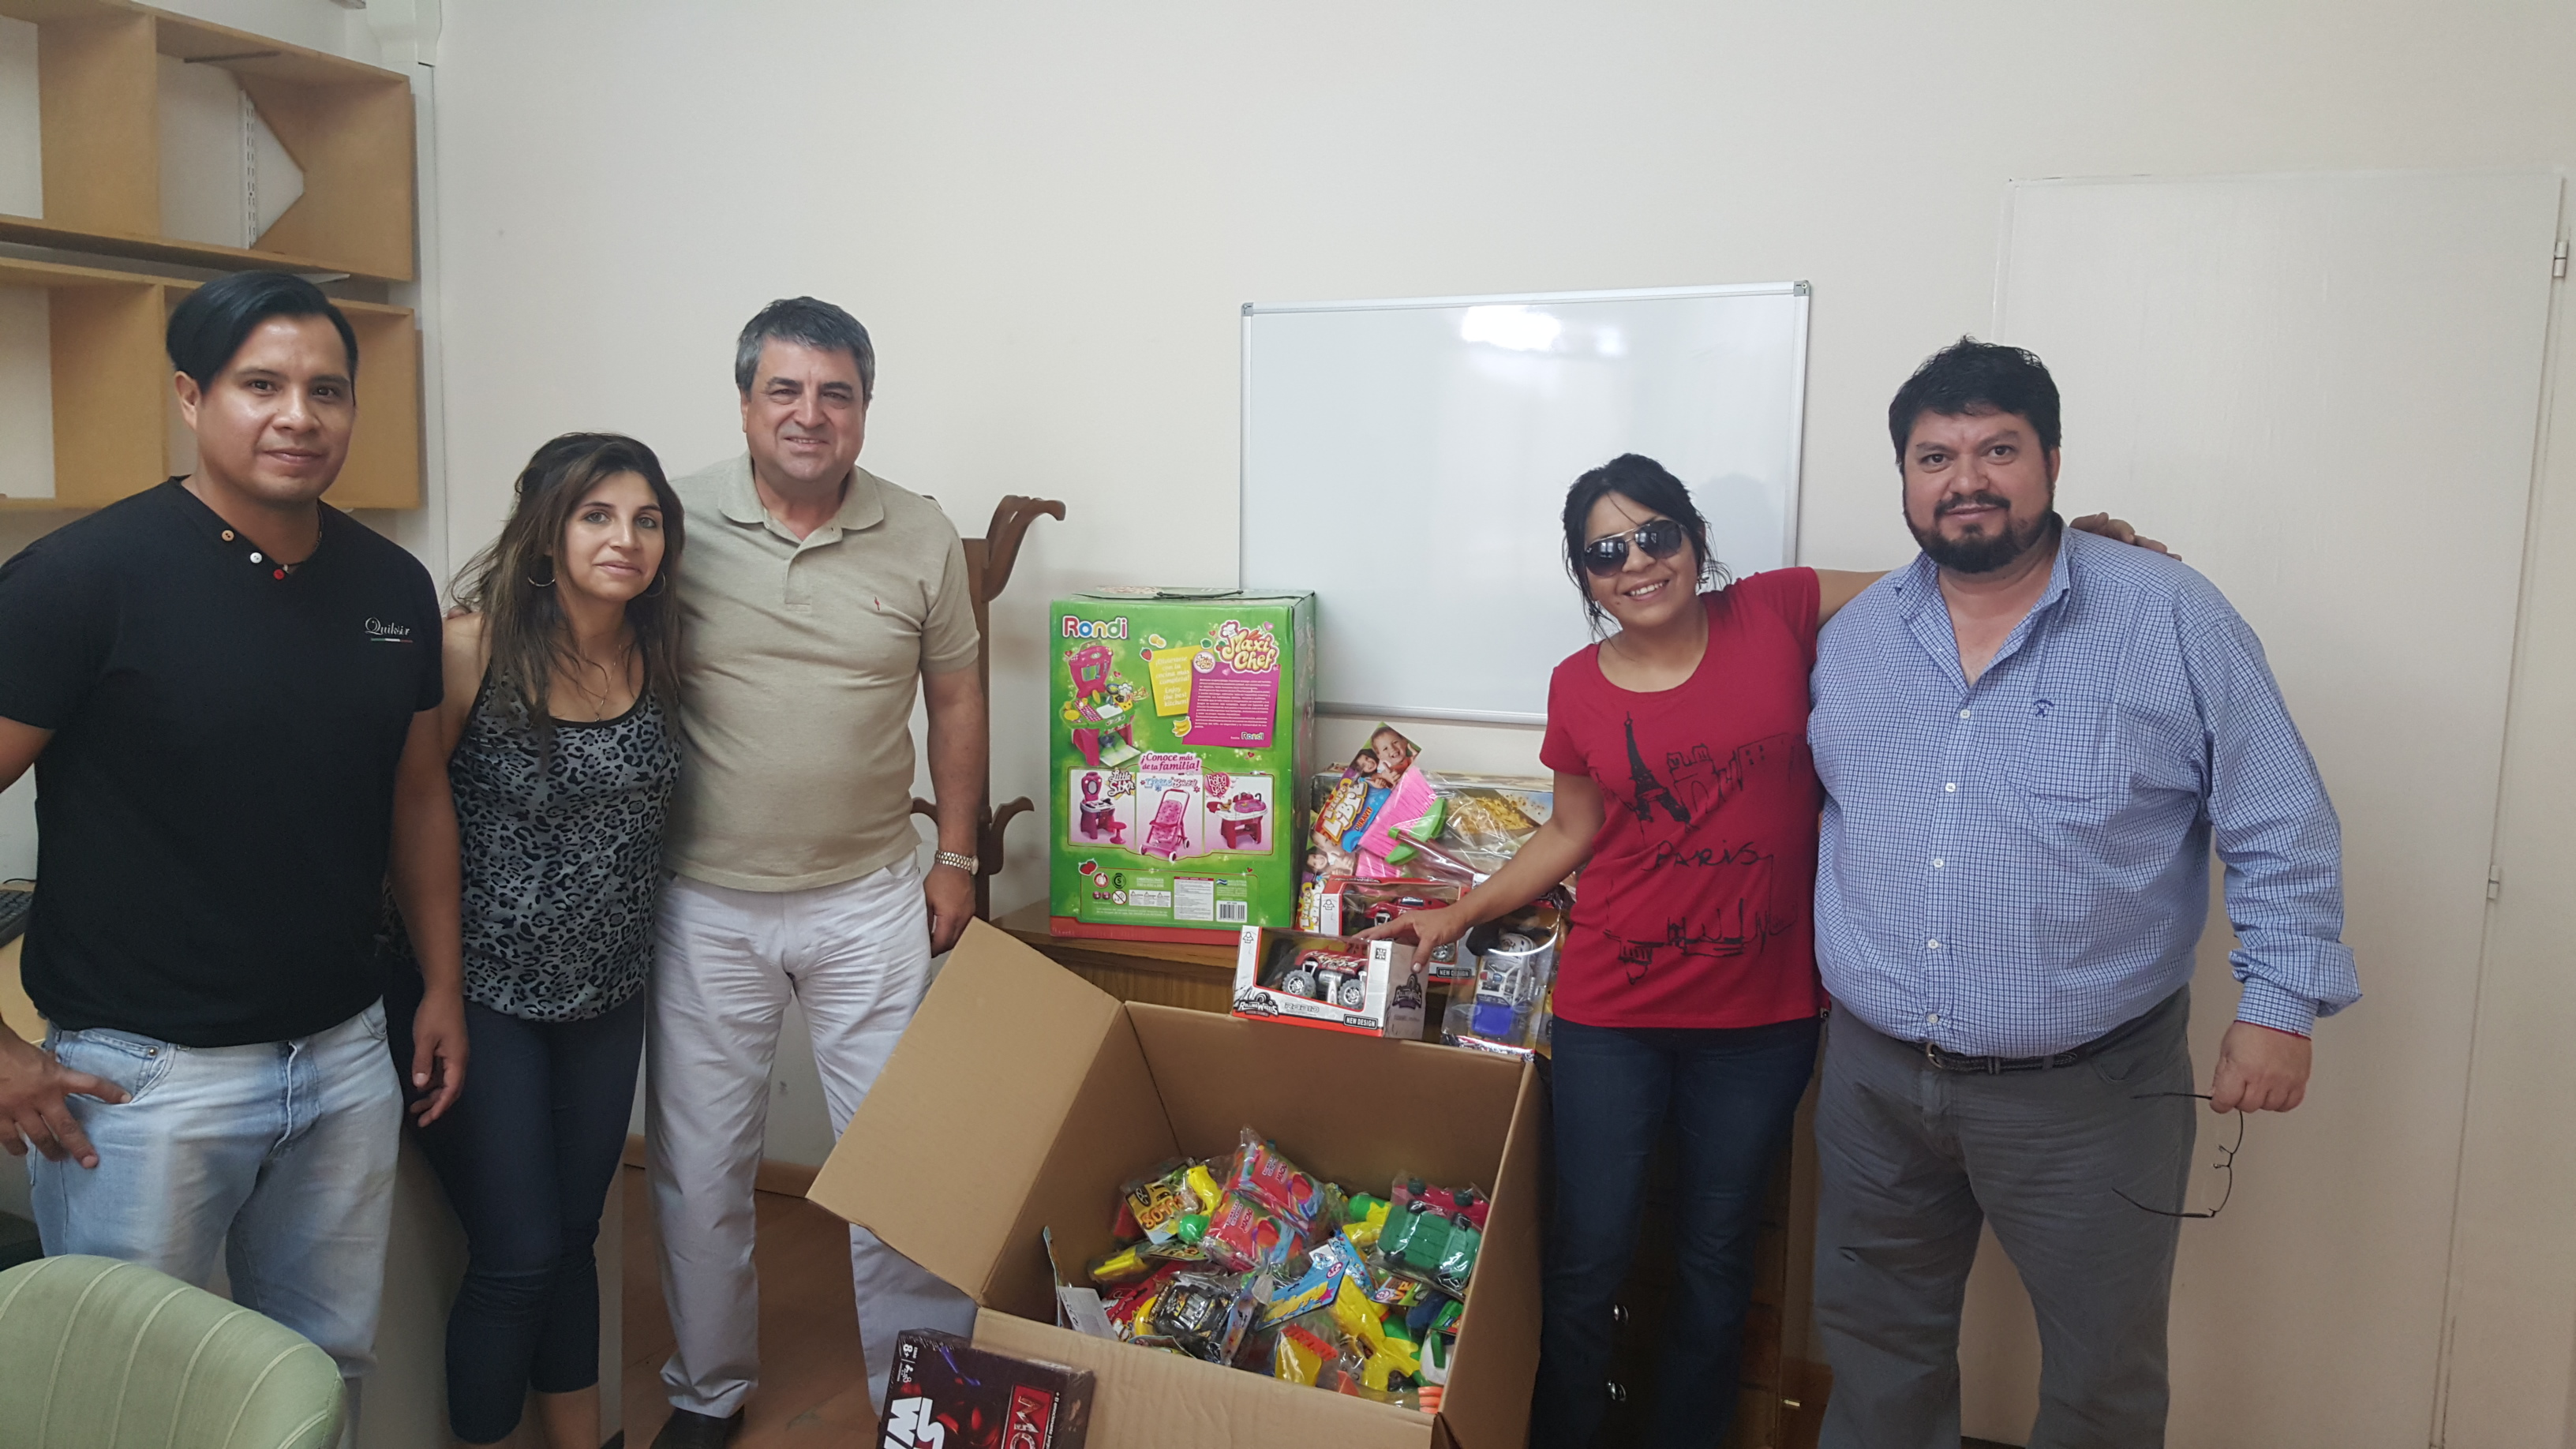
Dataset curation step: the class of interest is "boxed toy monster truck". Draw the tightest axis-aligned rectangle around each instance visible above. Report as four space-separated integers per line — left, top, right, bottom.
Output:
1050 589 1314 942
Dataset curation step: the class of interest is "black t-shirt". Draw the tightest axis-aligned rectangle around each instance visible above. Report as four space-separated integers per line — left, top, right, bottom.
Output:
0 480 443 1046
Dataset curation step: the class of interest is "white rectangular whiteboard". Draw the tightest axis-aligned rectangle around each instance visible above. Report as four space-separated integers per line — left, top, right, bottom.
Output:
1241 283 1810 724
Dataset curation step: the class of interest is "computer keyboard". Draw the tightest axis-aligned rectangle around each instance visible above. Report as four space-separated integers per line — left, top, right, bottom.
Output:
0 886 28 949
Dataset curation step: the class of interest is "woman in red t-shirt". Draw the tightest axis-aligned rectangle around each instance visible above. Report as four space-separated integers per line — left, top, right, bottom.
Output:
1365 453 1876 1446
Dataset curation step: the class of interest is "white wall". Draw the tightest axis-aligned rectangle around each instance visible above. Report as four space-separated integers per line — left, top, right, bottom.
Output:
419 4 2576 1444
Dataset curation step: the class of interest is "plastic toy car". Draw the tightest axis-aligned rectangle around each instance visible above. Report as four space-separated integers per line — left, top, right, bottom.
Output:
1380 1199 1481 1297
1274 949 1368 1009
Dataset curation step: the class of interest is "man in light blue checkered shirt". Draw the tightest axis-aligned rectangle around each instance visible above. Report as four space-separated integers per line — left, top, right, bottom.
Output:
1807 339 2358 1449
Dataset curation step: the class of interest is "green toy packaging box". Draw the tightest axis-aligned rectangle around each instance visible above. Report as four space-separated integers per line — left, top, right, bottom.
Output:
1050 588 1314 942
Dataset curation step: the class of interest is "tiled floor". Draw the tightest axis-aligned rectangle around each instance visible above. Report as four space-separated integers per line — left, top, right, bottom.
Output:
619 1167 878 1447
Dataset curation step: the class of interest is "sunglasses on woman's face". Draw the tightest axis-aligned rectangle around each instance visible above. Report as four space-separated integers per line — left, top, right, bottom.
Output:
1580 517 1689 577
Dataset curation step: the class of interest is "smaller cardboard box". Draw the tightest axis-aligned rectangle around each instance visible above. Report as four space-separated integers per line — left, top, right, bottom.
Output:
1231 926 1426 1039
812 922 1543 1449
880 1328 1094 1449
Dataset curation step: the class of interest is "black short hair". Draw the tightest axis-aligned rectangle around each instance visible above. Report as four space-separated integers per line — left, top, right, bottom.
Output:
1887 337 2060 465
1560 453 1728 635
735 296 876 400
166 271 359 391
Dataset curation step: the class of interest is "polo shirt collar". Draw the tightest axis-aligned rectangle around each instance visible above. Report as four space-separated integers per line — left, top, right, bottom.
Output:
717 455 889 541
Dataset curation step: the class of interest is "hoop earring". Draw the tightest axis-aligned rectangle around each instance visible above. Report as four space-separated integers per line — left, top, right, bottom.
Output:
527 559 556 588
642 573 668 598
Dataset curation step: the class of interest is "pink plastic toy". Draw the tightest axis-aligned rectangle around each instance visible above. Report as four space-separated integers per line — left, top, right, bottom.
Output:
1215 790 1267 850
1068 644 1140 768
1079 772 1126 844
1143 786 1193 859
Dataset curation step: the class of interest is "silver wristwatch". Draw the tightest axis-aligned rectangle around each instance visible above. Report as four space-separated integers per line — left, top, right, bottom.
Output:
934 850 979 874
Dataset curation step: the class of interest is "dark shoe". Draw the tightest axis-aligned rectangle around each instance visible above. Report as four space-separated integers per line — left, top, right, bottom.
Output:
649 1408 744 1449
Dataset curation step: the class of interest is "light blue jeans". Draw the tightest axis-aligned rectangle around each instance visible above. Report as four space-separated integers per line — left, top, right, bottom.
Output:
29 1001 403 1398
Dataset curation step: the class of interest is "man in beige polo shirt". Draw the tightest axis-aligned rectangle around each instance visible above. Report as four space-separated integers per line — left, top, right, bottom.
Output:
646 296 984 1449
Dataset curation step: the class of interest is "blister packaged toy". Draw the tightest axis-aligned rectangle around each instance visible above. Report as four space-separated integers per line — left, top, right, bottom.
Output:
1440 897 1566 1058
1312 877 1464 975
1342 1193 1391 1251
1051 591 1314 942
1199 1193 1308 1277
1118 1159 1223 1245
1225 1131 1336 1234
1260 1229 1375 1327
1373 1176 1488 1301
1330 1275 1424 1393
1144 1269 1270 1365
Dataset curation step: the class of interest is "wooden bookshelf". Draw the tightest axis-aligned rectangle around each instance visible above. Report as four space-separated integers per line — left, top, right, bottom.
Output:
0 0 416 282
0 254 421 511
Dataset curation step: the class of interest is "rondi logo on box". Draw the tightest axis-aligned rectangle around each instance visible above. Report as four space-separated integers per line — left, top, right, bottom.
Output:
1060 615 1129 640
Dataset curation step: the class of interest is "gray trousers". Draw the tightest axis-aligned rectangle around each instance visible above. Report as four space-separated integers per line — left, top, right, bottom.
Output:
1814 990 2196 1449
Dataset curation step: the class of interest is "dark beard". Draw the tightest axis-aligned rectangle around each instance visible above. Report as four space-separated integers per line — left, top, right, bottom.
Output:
1910 500 2061 575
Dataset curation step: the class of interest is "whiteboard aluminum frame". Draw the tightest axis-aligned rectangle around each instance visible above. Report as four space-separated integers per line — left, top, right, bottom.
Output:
1241 281 1812 726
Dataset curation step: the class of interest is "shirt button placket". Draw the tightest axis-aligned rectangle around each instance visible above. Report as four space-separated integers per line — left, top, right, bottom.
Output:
1926 691 1977 1040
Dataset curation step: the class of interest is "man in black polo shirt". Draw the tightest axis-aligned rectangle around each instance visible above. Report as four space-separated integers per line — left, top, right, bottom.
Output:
0 271 469 1408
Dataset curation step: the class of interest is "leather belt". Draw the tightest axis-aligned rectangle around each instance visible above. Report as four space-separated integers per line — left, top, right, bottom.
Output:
1921 1039 2089 1074
1915 992 2175 1075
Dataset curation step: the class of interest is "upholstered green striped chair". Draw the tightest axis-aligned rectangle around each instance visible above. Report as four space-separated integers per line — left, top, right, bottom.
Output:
0 1255 345 1449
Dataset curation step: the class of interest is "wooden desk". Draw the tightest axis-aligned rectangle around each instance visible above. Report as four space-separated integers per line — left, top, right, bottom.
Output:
994 901 1241 1013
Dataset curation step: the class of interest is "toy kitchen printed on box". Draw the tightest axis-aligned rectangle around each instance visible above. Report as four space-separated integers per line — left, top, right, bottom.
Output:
1050 589 1314 943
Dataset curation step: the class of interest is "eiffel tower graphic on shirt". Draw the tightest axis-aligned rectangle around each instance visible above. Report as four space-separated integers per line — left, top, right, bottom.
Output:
1623 715 1688 823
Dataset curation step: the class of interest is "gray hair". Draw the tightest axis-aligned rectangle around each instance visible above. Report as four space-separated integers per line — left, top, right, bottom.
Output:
733 296 875 400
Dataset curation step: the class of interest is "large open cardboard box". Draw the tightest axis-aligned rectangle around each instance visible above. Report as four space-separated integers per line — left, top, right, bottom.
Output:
812 921 1544 1449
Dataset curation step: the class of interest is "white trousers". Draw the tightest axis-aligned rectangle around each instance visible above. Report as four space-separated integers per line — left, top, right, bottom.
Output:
646 862 975 1418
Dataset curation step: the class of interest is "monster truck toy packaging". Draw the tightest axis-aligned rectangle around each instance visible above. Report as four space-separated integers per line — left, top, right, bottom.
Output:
1050 589 1315 943
878 1328 1095 1449
1230 927 1425 1039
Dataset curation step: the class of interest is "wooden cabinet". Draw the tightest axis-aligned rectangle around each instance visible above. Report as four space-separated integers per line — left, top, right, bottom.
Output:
0 0 415 282
1590 1136 1803 1448
0 0 425 515
0 254 420 511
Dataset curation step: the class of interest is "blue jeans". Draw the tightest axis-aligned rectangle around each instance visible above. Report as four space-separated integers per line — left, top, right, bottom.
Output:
1533 1013 1821 1448
29 1002 402 1396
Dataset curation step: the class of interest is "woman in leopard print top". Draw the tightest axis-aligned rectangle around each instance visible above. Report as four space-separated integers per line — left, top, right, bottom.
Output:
383 432 684 1449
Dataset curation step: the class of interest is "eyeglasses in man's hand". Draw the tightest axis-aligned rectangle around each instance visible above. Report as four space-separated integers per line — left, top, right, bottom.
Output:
2114 1092 2243 1220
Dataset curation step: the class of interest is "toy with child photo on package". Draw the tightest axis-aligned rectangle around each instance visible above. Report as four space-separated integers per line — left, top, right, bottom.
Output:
1050 590 1315 942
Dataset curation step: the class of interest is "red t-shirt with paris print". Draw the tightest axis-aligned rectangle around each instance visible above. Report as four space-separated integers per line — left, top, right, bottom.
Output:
1539 568 1827 1031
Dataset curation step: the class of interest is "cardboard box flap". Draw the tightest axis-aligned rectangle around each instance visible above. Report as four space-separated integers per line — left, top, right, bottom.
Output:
1435 1061 1545 1449
811 921 1137 1303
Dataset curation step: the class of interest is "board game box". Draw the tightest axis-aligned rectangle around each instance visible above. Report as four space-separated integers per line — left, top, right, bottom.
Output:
878 1328 1095 1449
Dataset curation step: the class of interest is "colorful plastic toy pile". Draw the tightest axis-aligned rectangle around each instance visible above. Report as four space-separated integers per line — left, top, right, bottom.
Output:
1082 1128 1485 1410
